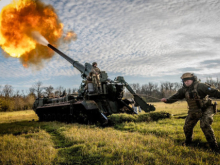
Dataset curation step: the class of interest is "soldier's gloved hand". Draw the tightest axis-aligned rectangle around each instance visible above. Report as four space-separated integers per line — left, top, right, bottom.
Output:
161 98 167 102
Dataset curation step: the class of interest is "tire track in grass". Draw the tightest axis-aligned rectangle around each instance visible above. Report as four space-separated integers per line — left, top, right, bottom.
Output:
42 124 73 149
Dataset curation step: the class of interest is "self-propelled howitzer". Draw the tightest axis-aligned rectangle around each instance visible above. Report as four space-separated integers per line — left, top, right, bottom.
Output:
33 44 155 124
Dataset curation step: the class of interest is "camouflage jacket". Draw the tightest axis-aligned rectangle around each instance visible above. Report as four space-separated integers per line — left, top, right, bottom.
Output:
92 66 100 74
166 81 220 104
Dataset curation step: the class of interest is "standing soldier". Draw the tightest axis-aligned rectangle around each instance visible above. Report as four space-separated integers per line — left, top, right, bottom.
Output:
91 62 101 92
161 73 220 153
92 62 100 75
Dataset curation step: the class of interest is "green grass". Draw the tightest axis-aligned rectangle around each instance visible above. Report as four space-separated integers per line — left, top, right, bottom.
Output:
0 101 220 164
0 110 38 123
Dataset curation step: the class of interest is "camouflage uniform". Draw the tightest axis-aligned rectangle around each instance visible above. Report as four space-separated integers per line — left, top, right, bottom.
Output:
92 66 101 88
92 66 100 75
166 80 220 151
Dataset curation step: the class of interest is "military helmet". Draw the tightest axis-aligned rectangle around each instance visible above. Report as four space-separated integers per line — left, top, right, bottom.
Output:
92 62 97 66
181 72 197 81
181 73 194 79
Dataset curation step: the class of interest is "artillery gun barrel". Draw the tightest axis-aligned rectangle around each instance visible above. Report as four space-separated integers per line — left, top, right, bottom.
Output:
47 44 86 76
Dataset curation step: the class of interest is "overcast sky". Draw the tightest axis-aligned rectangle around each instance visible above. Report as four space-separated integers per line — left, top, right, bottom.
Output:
1 0 220 92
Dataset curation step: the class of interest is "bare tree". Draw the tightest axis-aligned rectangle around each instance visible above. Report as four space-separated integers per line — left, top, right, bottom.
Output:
130 83 141 93
15 90 20 97
3 85 13 98
44 85 54 97
55 86 64 96
153 83 158 91
173 82 182 91
160 83 165 98
32 81 43 98
168 82 174 91
141 84 148 94
148 82 154 95
21 90 25 98
29 87 35 96
206 77 220 89
67 88 72 94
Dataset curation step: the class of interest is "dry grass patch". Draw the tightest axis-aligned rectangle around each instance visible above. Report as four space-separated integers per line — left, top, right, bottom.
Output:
0 130 57 165
0 110 38 123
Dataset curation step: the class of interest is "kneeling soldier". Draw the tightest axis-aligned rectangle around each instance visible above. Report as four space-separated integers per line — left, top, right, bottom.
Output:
161 73 220 153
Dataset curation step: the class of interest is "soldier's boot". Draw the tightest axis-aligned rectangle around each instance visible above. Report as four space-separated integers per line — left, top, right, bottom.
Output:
183 126 193 146
183 113 199 147
182 139 192 146
209 142 220 154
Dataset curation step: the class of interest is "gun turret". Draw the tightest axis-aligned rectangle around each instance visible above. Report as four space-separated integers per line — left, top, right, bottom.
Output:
48 44 91 78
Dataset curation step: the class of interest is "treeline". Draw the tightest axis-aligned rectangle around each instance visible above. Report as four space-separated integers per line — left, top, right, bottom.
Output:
1 77 219 111
125 77 220 102
124 82 183 102
0 81 78 112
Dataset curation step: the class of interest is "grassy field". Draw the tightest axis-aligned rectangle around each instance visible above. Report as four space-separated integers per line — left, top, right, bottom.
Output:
0 102 220 164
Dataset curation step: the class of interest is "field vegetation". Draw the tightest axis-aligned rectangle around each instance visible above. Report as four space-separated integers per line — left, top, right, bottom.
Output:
0 101 220 164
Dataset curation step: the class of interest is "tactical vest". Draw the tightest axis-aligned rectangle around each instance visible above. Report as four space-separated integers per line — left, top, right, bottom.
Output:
185 82 211 112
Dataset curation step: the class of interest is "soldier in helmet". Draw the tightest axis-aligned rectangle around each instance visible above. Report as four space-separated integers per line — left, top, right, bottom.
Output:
161 73 220 153
91 62 101 92
92 62 100 75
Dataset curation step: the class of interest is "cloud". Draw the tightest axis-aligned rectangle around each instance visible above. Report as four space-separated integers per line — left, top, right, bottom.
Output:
1 0 220 90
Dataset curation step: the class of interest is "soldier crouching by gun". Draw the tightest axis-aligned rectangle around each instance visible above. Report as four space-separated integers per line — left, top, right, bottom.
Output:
161 73 220 153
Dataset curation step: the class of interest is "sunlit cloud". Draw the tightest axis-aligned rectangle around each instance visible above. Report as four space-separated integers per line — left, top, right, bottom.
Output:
1 0 220 90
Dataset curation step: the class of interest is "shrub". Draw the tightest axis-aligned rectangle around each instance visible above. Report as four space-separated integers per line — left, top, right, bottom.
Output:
108 113 138 124
108 111 172 125
0 99 14 112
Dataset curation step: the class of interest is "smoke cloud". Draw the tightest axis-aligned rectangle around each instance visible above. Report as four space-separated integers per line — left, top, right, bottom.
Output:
31 31 49 46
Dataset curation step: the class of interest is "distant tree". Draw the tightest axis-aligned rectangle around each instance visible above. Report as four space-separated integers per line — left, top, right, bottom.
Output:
2 84 13 98
56 86 64 96
14 96 24 111
153 83 158 91
173 82 182 91
0 97 2 111
21 90 25 97
25 94 36 109
29 87 36 97
44 85 54 97
130 83 141 93
168 82 174 91
72 88 78 94
206 77 220 89
14 90 20 97
160 83 165 98
0 85 2 96
67 88 72 94
148 82 154 95
32 81 43 98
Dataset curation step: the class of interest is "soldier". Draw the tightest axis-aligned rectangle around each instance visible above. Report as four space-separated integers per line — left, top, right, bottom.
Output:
91 62 101 92
161 73 220 153
92 62 100 75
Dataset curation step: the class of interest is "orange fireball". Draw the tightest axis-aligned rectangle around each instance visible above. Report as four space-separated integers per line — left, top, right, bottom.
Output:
63 31 77 43
0 0 63 67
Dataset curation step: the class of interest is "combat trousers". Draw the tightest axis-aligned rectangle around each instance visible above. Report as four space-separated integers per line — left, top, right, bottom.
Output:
183 106 217 147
